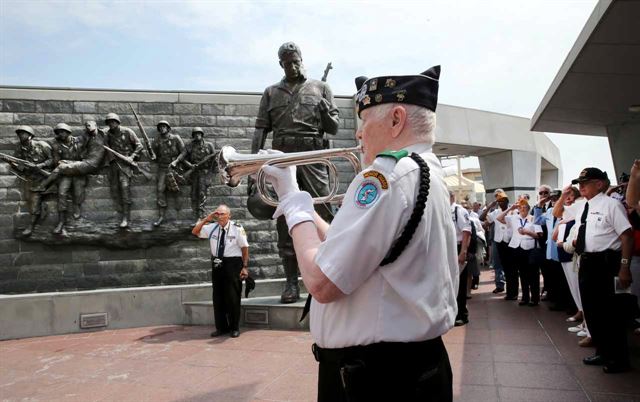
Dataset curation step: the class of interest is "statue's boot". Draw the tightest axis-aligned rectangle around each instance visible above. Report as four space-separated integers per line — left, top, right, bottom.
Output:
22 215 38 237
52 212 66 234
153 207 166 227
72 204 81 220
120 205 130 228
280 256 300 304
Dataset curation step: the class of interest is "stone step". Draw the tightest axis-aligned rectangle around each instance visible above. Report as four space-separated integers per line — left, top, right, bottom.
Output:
183 293 310 330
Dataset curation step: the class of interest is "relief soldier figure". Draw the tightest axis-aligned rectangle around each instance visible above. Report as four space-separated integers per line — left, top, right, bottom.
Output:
251 42 340 303
36 120 106 217
151 120 185 226
103 113 143 228
49 123 85 235
11 126 54 236
175 127 217 222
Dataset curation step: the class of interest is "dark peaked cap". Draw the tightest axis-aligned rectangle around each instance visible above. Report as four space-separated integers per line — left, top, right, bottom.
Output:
354 66 440 117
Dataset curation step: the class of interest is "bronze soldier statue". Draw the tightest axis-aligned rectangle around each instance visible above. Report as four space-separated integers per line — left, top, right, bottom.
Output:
12 126 54 236
104 112 143 228
151 120 185 226
49 123 85 235
251 42 340 303
175 127 217 222
36 121 106 220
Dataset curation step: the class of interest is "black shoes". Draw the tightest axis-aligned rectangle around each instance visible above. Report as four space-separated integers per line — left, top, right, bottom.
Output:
454 317 469 327
583 355 605 366
492 288 505 294
528 302 539 307
211 330 240 338
518 300 530 306
504 296 517 301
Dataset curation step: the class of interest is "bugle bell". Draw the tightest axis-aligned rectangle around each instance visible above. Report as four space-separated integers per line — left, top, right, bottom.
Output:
218 145 362 207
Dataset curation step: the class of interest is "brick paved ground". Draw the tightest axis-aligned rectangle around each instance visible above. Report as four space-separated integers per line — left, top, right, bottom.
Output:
1 270 639 401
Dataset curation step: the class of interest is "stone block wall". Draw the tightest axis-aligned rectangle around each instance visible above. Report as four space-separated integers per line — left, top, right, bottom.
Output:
0 88 358 294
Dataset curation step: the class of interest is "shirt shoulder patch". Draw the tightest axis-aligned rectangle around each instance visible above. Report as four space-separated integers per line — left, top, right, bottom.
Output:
362 170 388 190
376 149 409 161
354 179 381 208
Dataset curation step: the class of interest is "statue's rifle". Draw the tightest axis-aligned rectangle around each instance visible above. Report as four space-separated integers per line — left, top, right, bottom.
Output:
129 103 156 161
321 62 333 82
102 145 153 181
181 152 217 182
0 152 51 178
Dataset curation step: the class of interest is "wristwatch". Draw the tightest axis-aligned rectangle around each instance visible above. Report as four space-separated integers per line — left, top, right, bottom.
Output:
621 258 630 265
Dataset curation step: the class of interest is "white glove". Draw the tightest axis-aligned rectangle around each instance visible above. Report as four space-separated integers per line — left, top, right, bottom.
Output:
271 191 315 234
261 161 300 200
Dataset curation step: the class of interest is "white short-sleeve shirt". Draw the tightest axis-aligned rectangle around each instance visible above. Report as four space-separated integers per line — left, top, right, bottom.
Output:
488 208 513 243
451 203 472 244
312 143 459 349
198 220 248 257
506 214 542 250
572 192 631 252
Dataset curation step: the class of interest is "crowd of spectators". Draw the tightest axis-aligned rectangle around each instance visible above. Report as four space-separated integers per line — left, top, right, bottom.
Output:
456 160 640 374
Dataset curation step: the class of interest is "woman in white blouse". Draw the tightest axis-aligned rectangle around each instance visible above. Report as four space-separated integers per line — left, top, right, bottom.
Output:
498 200 543 305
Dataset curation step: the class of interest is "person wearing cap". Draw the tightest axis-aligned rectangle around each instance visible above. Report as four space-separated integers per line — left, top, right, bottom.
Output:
482 190 513 295
175 127 217 222
103 112 144 228
449 190 472 326
250 41 340 304
11 126 54 236
263 66 457 401
571 167 633 373
49 123 84 235
150 120 185 226
498 200 544 306
192 204 249 339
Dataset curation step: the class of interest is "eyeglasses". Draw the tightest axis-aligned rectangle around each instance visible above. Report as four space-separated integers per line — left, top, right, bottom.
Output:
538 191 549 195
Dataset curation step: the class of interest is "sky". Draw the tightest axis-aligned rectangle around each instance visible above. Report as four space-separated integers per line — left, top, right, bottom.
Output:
0 0 616 185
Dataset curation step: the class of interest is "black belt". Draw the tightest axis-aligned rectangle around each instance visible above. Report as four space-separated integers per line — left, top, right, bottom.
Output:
581 250 619 259
312 337 444 364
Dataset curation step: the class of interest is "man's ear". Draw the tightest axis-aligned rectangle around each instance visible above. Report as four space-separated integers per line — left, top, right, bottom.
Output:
390 106 407 138
279 60 284 68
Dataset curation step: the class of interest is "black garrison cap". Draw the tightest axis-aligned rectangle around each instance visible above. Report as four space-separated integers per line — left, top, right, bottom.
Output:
354 65 440 117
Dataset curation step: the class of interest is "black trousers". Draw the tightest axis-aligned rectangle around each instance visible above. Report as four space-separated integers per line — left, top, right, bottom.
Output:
512 247 539 303
212 256 243 333
497 241 517 298
544 258 575 309
579 251 629 365
315 337 452 402
456 243 468 320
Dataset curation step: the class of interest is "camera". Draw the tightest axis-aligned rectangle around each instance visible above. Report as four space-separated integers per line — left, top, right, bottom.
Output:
212 258 223 269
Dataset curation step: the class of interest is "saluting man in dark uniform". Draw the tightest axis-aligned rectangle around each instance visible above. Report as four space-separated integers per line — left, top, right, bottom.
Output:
175 127 217 221
151 120 184 226
13 126 54 236
104 113 143 228
263 66 458 401
251 41 340 304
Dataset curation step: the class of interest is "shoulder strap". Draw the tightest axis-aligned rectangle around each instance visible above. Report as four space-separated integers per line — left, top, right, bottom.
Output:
380 153 431 266
207 223 220 241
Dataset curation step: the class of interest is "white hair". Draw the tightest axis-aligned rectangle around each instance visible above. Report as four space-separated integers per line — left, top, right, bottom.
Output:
369 103 436 145
539 184 552 193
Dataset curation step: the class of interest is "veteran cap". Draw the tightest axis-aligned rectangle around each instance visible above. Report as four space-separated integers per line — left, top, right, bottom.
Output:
354 65 440 117
571 167 609 184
